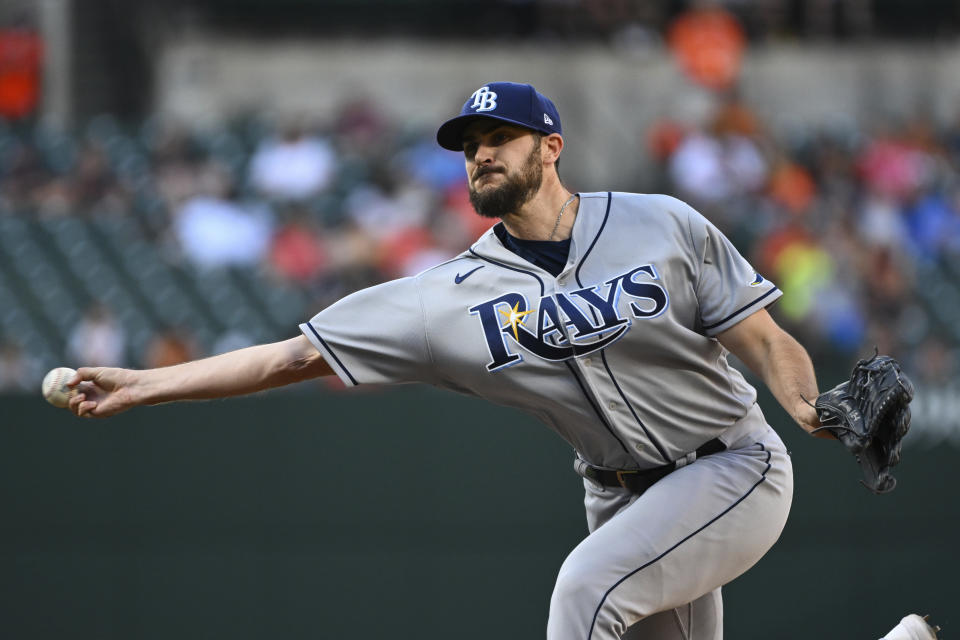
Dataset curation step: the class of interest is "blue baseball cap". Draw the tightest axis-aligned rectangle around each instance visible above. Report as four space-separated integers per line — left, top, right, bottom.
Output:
436 82 562 151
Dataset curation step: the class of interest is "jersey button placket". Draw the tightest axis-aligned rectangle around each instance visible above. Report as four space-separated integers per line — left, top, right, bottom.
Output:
553 276 628 450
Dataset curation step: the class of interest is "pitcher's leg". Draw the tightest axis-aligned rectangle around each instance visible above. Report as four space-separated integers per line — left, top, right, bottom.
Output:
547 430 791 640
621 589 723 640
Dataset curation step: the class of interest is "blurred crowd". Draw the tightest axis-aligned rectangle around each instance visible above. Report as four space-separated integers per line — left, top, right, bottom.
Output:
2 91 960 391
0 100 491 390
0 101 489 285
648 94 960 386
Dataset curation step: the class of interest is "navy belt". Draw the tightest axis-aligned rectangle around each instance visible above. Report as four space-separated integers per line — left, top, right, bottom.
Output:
581 437 727 495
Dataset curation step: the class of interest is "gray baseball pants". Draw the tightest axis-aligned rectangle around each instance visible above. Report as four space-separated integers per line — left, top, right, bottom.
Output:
547 417 793 639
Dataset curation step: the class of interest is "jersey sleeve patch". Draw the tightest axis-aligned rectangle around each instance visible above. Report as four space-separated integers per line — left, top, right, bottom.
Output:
680 198 784 336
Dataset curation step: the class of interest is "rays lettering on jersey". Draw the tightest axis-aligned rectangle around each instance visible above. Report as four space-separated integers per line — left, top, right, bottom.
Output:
468 264 668 372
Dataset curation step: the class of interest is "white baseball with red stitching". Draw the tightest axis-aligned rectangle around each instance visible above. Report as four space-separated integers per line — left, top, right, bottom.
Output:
41 367 77 408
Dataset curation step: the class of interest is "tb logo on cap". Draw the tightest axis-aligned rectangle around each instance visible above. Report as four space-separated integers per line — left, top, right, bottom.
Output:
469 86 498 112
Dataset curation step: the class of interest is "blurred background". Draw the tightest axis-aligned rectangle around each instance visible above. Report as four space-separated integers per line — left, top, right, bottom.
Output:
1 0 958 638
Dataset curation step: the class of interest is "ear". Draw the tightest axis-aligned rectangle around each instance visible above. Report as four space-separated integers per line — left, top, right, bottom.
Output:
542 133 564 165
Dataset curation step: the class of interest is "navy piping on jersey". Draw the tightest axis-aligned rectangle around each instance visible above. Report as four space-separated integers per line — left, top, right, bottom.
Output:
572 192 667 461
586 443 773 640
304 323 358 386
574 192 612 287
702 287 779 332
599 351 670 462
468 248 545 297
564 361 633 457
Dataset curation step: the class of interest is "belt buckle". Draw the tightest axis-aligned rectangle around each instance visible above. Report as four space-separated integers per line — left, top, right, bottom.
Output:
615 470 639 489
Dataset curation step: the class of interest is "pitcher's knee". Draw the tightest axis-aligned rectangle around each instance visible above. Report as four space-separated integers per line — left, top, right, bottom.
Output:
549 555 664 639
551 561 601 612
550 578 627 639
549 560 632 634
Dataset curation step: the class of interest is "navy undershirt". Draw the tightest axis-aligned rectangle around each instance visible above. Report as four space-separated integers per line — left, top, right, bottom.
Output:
494 223 571 277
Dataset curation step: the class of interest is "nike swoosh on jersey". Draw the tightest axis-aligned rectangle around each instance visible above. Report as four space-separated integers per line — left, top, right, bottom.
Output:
455 266 485 284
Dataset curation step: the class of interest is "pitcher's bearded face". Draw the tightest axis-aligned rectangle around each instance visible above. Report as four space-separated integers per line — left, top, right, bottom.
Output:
463 123 543 219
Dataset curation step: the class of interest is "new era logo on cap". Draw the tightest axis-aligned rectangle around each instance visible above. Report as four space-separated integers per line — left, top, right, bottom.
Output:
436 81 563 151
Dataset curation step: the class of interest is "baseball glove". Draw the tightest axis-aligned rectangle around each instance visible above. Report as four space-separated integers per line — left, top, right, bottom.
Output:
813 351 914 494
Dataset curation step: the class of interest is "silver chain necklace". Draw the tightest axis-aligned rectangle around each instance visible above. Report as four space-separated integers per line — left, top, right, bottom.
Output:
548 194 577 241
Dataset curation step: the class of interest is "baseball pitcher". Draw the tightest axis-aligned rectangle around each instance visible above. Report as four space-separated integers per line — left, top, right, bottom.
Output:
64 82 923 639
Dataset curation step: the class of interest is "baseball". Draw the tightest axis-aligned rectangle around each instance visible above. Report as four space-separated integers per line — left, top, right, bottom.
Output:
41 367 78 408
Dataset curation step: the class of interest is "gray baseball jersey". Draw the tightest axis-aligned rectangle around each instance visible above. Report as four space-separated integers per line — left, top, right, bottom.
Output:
299 191 782 471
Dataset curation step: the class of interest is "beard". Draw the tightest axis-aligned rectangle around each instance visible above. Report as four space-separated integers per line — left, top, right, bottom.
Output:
468 143 543 219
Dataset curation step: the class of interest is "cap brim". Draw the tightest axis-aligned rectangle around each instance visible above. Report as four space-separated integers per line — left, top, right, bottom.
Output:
436 113 547 151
